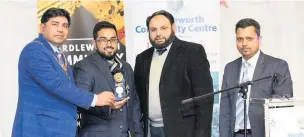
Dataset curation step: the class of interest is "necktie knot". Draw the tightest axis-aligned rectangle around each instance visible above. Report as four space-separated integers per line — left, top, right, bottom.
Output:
57 48 63 53
241 61 251 83
56 48 63 56
56 52 62 59
243 61 251 68
156 48 167 55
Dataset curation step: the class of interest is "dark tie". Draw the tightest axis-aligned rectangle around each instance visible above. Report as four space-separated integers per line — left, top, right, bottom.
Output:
156 48 167 55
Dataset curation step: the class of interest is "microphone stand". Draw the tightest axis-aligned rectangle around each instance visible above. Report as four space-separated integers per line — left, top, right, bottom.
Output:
181 74 277 137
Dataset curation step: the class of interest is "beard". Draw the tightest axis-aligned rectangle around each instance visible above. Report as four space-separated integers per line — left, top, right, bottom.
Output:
149 30 176 49
96 46 117 60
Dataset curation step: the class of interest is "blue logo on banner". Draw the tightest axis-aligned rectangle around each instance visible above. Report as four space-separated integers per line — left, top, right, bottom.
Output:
134 1 218 34
135 15 217 34
135 26 148 33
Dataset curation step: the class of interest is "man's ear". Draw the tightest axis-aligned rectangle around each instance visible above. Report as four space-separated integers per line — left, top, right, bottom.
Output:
92 40 97 49
40 23 46 33
172 23 176 33
258 36 262 45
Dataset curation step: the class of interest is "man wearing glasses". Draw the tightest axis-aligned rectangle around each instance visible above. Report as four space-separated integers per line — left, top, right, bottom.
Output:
73 21 143 137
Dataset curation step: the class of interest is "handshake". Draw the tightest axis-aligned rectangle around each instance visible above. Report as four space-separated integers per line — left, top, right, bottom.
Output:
95 91 129 109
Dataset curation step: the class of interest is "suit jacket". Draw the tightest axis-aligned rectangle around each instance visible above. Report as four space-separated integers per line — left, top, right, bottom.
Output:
134 38 214 137
219 51 293 137
73 52 143 137
12 34 94 137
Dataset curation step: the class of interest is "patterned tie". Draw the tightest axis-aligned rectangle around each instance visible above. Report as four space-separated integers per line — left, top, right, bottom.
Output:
156 48 167 55
56 49 64 67
235 61 251 129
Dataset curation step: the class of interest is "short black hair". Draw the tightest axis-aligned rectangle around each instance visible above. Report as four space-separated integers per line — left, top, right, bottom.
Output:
235 18 260 36
93 21 118 40
146 10 175 28
41 8 71 26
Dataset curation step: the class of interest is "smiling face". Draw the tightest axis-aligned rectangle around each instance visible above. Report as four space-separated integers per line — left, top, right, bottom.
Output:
93 28 118 60
40 16 69 47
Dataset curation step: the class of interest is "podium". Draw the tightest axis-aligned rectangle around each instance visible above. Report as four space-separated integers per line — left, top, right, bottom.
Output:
257 98 304 137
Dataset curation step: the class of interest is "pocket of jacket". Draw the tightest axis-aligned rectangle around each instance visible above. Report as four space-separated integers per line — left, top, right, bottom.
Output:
36 109 60 119
35 109 61 136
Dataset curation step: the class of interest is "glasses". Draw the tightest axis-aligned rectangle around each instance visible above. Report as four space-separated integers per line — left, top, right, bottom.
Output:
96 38 118 45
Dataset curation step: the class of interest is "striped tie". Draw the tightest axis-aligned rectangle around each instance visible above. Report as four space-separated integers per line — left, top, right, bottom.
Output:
235 61 250 129
56 49 64 67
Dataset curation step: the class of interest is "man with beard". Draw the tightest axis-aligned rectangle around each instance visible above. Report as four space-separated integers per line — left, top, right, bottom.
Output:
134 10 214 137
73 21 143 137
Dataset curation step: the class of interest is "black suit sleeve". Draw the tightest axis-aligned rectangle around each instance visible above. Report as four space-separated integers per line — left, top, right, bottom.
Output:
134 55 144 114
134 54 148 137
73 61 110 119
187 44 214 137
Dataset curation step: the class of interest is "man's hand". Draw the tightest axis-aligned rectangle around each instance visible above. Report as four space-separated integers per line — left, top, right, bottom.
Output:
95 91 115 107
111 97 130 109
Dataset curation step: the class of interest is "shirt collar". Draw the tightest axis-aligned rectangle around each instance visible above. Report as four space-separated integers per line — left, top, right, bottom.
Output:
47 41 60 53
153 43 172 54
242 50 261 66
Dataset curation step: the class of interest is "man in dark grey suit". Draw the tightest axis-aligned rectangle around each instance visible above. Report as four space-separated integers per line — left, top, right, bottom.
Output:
73 21 143 137
219 18 293 137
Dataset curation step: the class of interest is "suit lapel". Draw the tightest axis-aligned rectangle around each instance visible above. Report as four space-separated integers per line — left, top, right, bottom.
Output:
37 34 73 81
160 39 181 82
37 34 57 56
250 52 265 97
231 58 242 105
143 48 154 93
66 65 73 82
91 52 115 90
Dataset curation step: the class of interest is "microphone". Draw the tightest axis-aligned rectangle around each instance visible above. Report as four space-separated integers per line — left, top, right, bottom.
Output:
237 81 253 88
181 98 195 105
272 73 280 84
271 73 280 95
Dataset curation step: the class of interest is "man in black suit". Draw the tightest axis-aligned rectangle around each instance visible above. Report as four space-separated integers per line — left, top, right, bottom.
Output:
73 21 143 137
134 10 214 137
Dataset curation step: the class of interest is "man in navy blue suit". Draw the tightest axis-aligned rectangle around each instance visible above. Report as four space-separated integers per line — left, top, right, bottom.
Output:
12 8 115 137
74 21 143 137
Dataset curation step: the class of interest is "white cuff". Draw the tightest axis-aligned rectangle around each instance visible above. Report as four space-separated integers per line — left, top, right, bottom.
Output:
91 94 98 107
